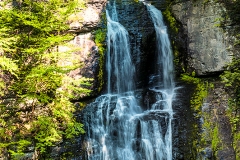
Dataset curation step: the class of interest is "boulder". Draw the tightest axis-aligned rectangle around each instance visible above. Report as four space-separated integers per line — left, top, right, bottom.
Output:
172 0 235 75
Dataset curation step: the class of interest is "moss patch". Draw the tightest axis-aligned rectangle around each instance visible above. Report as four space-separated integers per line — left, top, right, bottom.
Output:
94 14 107 92
181 73 226 158
181 73 208 114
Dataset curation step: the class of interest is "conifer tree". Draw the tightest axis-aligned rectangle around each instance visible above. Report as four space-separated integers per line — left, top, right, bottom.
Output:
0 0 90 158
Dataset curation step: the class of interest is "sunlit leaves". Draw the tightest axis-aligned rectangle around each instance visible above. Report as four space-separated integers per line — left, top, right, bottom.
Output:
0 56 18 76
0 0 89 157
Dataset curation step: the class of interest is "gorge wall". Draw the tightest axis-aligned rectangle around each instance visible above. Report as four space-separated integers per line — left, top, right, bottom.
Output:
170 0 240 159
1 0 239 159
53 0 240 159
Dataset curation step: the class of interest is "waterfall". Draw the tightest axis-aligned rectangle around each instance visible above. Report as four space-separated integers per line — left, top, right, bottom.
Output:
144 3 175 160
106 1 135 94
83 2 175 160
145 4 174 91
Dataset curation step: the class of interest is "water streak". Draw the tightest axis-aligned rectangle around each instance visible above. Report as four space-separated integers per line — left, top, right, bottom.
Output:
106 2 135 94
145 4 175 159
146 4 174 91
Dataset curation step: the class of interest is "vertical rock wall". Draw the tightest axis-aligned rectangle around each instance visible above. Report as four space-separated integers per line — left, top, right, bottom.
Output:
170 0 239 159
172 0 236 75
110 0 156 88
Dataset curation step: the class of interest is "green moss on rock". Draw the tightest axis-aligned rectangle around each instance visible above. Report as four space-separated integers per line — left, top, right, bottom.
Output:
94 19 107 92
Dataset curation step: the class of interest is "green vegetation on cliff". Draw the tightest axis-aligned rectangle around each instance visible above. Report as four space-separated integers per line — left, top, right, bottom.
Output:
94 28 107 92
221 59 240 159
0 0 90 158
215 0 240 157
181 73 224 158
181 72 208 114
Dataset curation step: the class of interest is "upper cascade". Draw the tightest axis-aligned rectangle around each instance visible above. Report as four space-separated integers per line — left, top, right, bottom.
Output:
106 2 135 94
146 4 174 91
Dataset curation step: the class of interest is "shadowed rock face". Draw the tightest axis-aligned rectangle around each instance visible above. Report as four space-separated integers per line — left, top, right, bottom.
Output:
172 0 236 76
107 0 155 89
110 0 173 89
205 82 235 160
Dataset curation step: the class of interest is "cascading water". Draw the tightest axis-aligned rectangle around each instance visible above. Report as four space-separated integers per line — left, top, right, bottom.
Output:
106 1 136 94
83 2 175 160
145 3 174 91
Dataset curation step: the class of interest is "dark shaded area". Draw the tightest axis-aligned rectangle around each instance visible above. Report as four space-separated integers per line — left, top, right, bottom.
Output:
172 81 200 160
113 0 156 89
217 0 240 27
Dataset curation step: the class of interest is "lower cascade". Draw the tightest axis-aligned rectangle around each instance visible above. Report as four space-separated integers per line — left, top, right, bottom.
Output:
83 2 175 160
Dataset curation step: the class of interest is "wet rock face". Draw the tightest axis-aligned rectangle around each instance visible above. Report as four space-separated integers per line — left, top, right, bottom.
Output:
172 0 235 75
110 0 155 88
172 82 198 160
106 0 167 88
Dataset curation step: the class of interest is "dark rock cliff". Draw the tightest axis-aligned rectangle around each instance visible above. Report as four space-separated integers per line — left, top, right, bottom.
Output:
49 0 239 159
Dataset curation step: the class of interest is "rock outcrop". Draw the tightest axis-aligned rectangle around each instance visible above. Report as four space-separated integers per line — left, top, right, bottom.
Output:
172 0 236 75
170 0 239 159
69 0 107 33
63 0 107 98
204 81 235 160
58 32 102 98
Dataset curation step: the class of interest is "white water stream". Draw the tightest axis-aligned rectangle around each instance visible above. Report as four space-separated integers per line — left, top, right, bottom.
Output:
84 2 175 160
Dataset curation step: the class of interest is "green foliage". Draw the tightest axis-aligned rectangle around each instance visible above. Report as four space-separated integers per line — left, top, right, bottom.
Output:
221 59 240 87
65 122 85 139
225 98 240 159
95 29 107 46
214 17 225 28
94 28 107 92
163 3 179 33
219 0 240 152
181 73 223 157
219 0 240 147
211 126 221 152
0 0 89 158
200 113 212 145
220 59 240 137
203 0 210 4
213 0 240 46
0 78 5 96
234 132 240 160
33 116 62 153
201 115 222 156
8 140 32 159
0 56 18 76
181 73 208 113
